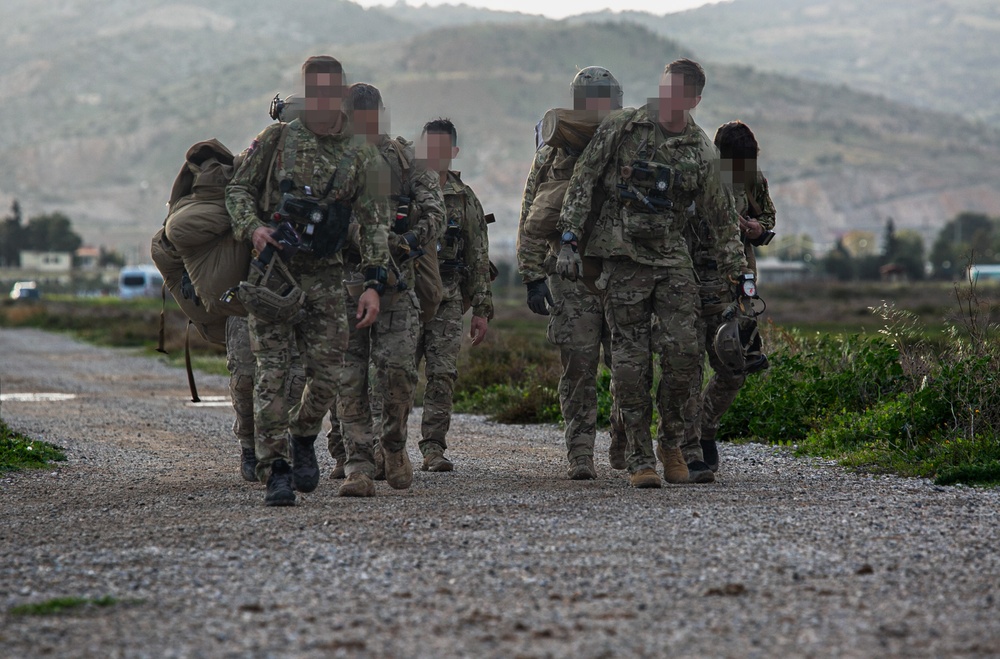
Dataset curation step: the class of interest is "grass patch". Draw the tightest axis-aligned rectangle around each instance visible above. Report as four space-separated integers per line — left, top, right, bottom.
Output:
0 418 66 472
10 596 119 616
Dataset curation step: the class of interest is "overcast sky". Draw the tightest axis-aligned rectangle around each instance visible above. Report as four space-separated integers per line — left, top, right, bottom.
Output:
354 0 728 20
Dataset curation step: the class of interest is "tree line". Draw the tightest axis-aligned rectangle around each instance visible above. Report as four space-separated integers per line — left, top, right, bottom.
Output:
759 212 1000 282
0 201 124 269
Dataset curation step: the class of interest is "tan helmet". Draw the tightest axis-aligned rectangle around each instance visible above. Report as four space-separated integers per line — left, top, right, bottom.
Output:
571 66 623 109
235 255 306 325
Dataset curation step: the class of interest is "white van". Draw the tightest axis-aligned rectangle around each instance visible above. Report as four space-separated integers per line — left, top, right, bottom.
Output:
118 265 164 300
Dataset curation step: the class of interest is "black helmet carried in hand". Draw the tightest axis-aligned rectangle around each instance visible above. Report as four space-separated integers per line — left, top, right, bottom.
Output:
714 317 768 377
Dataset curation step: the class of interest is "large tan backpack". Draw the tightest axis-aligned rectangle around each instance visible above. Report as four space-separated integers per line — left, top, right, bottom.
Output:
150 139 252 345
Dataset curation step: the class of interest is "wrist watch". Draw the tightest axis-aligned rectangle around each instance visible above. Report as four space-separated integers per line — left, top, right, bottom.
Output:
561 231 578 245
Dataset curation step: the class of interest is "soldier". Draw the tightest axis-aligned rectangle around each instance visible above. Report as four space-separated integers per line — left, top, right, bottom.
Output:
680 120 776 479
325 83 446 490
517 67 629 480
226 56 391 505
557 58 753 489
414 118 494 471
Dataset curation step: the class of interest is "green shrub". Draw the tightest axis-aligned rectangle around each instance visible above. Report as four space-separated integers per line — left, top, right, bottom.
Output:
723 298 1000 486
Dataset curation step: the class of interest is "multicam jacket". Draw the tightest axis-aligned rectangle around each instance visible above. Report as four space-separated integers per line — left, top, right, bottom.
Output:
226 118 390 272
375 135 445 289
558 104 748 282
440 171 494 319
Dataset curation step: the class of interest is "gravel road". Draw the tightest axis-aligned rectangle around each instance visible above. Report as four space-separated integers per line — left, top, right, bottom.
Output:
1 327 998 658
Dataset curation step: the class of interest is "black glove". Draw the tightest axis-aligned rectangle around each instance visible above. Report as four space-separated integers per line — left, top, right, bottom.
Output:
180 271 200 306
526 278 554 316
395 231 424 261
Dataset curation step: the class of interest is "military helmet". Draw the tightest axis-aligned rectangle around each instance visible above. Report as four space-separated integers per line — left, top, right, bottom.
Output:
269 94 304 123
571 66 623 109
714 317 769 377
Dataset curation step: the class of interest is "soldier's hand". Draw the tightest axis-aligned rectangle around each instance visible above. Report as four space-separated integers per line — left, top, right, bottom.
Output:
469 315 488 346
525 279 554 315
556 243 583 281
739 217 763 241
252 226 280 254
355 289 381 329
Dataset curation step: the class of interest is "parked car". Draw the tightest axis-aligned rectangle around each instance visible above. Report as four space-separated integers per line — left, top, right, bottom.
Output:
118 265 164 300
9 280 41 301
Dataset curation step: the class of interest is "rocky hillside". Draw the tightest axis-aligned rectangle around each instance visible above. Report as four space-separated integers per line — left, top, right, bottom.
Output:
2 0 999 261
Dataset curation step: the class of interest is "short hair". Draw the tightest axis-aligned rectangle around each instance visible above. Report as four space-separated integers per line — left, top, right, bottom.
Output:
714 121 760 160
345 82 384 116
664 58 706 97
421 117 458 147
302 55 343 77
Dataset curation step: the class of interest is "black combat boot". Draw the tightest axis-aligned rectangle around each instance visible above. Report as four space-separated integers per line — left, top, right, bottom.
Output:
264 459 295 507
240 447 257 483
700 438 720 473
290 434 319 493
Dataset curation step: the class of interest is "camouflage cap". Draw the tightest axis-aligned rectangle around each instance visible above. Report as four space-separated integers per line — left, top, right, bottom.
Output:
570 66 623 107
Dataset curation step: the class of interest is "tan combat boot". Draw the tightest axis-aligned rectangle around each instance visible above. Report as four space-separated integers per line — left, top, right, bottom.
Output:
421 451 454 472
338 472 375 497
657 444 690 484
328 456 346 480
384 448 413 490
629 467 662 489
567 455 597 480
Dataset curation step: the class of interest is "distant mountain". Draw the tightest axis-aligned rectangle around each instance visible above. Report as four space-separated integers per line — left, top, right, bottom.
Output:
575 0 1000 124
2 0 999 264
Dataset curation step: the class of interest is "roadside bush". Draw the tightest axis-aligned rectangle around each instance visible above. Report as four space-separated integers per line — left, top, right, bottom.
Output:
722 297 1000 486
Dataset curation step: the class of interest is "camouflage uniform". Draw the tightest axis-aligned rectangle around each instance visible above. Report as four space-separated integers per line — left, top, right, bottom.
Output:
416 171 493 457
517 143 626 465
558 105 748 475
328 136 445 467
680 172 776 463
227 118 390 481
225 315 305 456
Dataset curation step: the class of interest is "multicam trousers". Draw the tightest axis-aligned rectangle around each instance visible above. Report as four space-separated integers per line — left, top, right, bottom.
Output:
328 289 421 477
415 294 464 456
226 316 305 452
246 261 348 482
547 275 625 462
602 260 702 473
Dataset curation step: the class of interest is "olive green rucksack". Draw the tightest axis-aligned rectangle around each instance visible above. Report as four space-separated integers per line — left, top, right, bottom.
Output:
151 139 253 346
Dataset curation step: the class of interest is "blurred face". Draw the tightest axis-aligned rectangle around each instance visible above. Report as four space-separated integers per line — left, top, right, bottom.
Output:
417 131 458 173
720 157 757 186
573 87 616 115
351 107 381 142
657 72 700 124
303 71 345 132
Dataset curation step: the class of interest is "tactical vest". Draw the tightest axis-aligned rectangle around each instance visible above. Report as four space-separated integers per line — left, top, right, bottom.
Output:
269 120 359 258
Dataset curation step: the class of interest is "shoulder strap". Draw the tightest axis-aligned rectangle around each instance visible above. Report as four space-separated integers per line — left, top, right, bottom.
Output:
263 123 291 211
745 179 763 218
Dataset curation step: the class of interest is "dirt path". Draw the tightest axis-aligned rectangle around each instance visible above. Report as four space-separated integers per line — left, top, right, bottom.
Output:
1 328 998 658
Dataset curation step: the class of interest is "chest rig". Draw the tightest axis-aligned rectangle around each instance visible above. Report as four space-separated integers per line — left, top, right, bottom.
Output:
615 120 700 215
439 183 467 274
269 121 359 258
